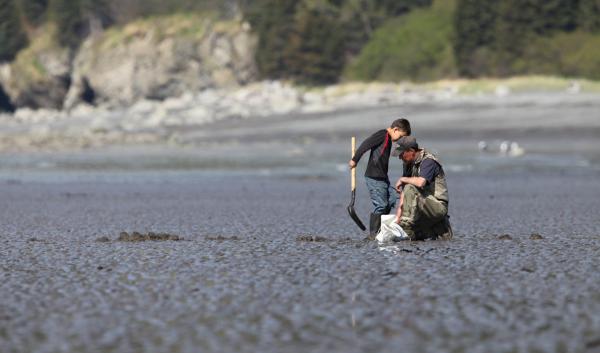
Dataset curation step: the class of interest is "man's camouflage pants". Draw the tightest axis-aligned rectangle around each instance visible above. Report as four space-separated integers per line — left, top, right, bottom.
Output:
399 184 451 240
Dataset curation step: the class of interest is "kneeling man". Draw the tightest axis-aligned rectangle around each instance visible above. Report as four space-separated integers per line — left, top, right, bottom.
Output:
392 136 453 240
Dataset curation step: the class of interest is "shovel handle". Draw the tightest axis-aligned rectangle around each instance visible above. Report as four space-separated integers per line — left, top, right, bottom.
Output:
351 136 356 192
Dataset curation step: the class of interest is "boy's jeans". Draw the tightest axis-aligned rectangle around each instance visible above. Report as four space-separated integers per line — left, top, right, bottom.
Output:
365 177 397 214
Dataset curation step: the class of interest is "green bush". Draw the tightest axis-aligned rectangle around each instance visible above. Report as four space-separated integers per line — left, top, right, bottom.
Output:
344 0 457 82
518 31 600 80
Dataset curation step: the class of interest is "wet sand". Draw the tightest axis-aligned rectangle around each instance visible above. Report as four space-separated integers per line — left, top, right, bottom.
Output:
1 169 600 353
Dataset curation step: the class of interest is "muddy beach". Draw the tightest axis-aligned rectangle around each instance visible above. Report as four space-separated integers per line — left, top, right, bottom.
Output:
1 95 600 353
1 167 599 353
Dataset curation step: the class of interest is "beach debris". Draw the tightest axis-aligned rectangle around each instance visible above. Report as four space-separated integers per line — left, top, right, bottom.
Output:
296 234 329 242
499 140 525 157
480 140 525 157
383 271 399 278
495 85 510 97
567 81 581 94
499 141 510 155
117 232 182 242
509 142 525 157
530 233 544 240
26 237 49 243
478 140 488 152
95 236 111 242
205 235 239 241
498 234 513 240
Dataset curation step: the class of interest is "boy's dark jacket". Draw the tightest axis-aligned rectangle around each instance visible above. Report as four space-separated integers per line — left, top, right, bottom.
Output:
351 129 392 181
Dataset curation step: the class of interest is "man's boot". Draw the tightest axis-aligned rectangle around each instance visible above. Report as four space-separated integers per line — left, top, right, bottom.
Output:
398 219 416 240
431 215 453 240
367 213 382 240
439 215 454 240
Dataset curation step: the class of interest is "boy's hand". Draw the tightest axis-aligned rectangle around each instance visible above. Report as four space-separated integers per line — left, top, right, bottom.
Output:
348 160 356 169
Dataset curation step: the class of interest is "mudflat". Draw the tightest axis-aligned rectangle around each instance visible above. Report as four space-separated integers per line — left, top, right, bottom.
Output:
1 94 600 352
1 168 599 353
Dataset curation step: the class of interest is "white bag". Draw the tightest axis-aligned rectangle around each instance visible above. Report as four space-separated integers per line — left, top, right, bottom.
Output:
376 215 409 243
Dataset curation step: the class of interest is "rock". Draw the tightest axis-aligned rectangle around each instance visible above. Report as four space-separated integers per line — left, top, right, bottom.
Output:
530 233 543 240
498 234 512 240
296 235 329 242
65 15 258 109
521 266 535 273
206 235 240 241
0 27 71 110
117 231 182 242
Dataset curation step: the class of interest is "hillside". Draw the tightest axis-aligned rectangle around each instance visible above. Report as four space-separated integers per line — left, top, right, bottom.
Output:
1 0 600 112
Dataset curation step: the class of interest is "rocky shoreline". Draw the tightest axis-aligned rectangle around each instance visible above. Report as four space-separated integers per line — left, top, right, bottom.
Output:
1 80 600 153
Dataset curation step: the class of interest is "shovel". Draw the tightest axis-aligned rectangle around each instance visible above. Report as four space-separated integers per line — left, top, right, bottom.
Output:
347 136 366 231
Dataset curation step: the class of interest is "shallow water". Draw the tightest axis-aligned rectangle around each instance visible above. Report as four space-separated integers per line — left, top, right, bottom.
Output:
1 168 599 353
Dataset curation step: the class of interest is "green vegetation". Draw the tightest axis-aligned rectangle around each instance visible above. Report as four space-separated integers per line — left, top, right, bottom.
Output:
345 0 456 82
0 0 28 61
435 76 600 94
11 24 64 83
98 12 217 50
4 0 600 85
245 0 432 84
343 0 600 82
17 0 49 27
453 0 600 78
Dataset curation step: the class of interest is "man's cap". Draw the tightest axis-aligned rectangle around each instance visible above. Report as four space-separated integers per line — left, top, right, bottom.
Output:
391 136 419 157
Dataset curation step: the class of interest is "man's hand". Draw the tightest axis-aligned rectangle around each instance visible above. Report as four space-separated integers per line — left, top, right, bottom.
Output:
395 177 405 192
348 160 356 169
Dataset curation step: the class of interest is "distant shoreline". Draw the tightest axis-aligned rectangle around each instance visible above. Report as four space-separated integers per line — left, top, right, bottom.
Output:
1 76 600 153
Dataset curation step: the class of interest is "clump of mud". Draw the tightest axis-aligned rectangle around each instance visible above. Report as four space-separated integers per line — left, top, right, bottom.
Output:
205 235 239 241
530 233 544 240
296 235 329 242
117 232 182 242
27 237 49 243
497 234 513 240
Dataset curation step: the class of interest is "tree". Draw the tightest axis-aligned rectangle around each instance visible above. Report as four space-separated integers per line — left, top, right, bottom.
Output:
49 0 84 47
49 0 113 48
245 0 297 79
0 0 28 62
453 0 498 76
284 2 345 84
18 0 49 26
579 0 600 32
375 0 432 17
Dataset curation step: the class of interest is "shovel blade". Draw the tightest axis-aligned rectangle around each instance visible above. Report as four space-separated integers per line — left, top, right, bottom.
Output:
347 191 366 231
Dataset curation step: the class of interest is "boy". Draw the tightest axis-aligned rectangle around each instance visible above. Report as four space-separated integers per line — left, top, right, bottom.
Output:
348 118 411 239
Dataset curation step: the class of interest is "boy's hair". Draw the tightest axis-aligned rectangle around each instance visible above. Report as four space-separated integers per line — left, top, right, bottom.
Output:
391 118 411 135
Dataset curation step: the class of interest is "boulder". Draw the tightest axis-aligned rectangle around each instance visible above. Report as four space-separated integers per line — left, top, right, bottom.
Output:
0 27 71 110
65 15 258 109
